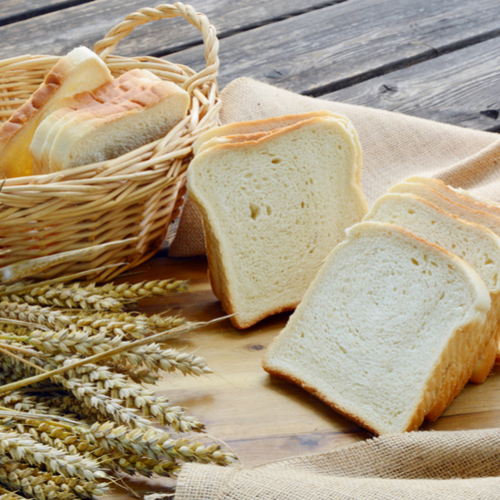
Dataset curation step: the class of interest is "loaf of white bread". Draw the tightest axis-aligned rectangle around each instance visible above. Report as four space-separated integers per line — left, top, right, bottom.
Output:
263 221 492 435
0 47 190 178
187 111 368 329
0 47 113 178
31 68 189 175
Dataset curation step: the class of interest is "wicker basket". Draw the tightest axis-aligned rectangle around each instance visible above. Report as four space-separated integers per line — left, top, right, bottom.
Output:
0 3 220 282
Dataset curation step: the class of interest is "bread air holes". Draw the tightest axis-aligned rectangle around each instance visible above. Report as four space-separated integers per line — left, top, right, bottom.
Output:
411 258 419 266
271 158 281 164
407 208 416 215
250 203 260 220
249 203 272 220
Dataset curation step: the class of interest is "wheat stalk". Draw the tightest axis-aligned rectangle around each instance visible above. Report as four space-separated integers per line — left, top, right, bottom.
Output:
81 279 188 299
0 317 227 397
0 430 107 481
7 285 123 311
0 461 108 499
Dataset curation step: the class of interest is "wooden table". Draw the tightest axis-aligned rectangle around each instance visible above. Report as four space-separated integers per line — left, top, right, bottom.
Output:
2 0 500 493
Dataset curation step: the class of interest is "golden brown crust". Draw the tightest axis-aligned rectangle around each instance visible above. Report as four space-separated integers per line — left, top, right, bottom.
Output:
470 332 497 384
425 301 497 421
0 52 73 147
193 110 346 155
0 84 58 147
408 176 500 219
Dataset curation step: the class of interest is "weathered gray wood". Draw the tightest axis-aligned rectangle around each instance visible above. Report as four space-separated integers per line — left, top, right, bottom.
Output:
321 38 500 132
0 0 95 26
0 0 343 59
168 0 500 96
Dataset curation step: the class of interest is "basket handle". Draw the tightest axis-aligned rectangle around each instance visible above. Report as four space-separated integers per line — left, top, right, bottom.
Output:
93 2 219 91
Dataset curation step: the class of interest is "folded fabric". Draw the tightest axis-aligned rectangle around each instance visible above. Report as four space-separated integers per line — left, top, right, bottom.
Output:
169 77 500 257
175 428 500 500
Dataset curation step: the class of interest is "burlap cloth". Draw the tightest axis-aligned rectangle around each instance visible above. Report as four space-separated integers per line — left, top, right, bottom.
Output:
172 78 500 498
176 429 500 499
169 77 500 256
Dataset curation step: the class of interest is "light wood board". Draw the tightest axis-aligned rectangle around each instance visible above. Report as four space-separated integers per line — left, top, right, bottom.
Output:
120 255 500 473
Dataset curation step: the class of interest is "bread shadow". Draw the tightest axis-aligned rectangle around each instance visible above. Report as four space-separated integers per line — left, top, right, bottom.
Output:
263 374 369 434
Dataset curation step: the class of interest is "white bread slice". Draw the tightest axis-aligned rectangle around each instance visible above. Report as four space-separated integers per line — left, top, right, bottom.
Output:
0 47 112 178
192 110 348 156
364 192 500 384
389 181 500 366
389 182 500 237
32 69 190 174
262 221 491 435
187 116 368 329
406 176 500 219
31 69 166 172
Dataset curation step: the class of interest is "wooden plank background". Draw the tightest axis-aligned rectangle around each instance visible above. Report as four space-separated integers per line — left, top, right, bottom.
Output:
3 0 498 130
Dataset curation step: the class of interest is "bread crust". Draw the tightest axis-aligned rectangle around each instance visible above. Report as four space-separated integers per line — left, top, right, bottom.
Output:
0 47 112 178
192 110 348 155
407 176 500 219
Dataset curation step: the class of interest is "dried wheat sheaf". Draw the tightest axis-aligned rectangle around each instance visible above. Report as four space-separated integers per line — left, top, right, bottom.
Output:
0 276 236 499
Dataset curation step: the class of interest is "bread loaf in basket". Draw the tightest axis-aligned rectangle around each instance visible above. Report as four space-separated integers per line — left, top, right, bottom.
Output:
0 3 220 282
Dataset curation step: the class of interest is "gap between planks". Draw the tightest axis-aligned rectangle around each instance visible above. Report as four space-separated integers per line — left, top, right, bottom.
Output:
0 0 97 28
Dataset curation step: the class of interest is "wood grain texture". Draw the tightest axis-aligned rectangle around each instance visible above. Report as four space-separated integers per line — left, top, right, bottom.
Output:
169 0 500 95
114 255 500 473
0 0 343 60
0 0 96 26
321 38 500 131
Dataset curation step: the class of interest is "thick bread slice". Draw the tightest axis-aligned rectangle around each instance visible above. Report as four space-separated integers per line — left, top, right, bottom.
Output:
262 221 491 435
31 69 166 172
33 69 189 174
364 192 500 384
187 116 367 329
0 47 112 178
389 182 500 365
406 176 500 219
389 182 500 237
192 110 347 155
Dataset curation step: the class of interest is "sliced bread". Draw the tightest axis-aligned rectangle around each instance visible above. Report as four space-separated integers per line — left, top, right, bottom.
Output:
406 176 500 219
0 46 112 178
31 69 190 174
187 116 367 329
192 110 348 156
364 192 500 384
389 182 500 238
390 181 500 367
262 221 491 435
196 130 273 155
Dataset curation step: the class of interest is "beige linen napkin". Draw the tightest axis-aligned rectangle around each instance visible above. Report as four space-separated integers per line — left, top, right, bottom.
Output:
169 77 500 256
175 429 500 499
